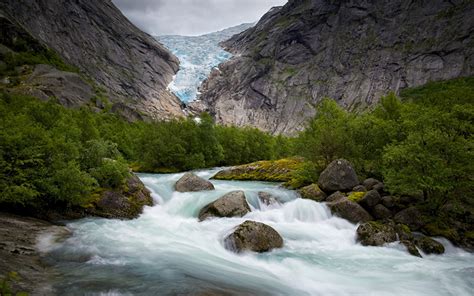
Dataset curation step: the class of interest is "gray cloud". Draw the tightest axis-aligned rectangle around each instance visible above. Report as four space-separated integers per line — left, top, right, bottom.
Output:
112 0 288 36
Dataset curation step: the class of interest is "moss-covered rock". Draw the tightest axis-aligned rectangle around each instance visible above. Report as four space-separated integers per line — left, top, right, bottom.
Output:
414 236 445 255
347 191 365 202
224 220 283 253
298 184 327 202
356 221 397 246
358 190 382 210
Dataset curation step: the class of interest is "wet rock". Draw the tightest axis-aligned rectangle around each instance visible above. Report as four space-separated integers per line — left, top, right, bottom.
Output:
328 198 373 224
401 240 422 257
224 220 283 253
298 184 327 202
359 190 381 210
372 204 392 220
198 191 251 221
395 224 414 241
258 192 280 206
394 207 426 230
415 236 445 255
175 173 215 192
318 159 359 192
356 221 397 246
326 191 345 202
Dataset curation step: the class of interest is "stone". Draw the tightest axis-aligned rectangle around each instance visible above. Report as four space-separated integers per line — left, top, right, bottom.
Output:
298 184 327 202
352 185 367 192
362 178 383 191
415 236 445 255
356 221 397 246
198 191 251 221
372 204 392 220
224 220 283 253
401 240 422 257
395 224 414 241
359 190 382 210
175 173 215 192
328 198 373 224
381 196 395 208
325 191 345 202
394 207 426 230
258 192 280 206
317 159 359 192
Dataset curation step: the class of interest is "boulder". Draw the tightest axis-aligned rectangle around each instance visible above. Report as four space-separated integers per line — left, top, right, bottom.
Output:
298 184 327 202
318 159 359 192
394 207 426 230
328 198 373 224
362 178 384 191
372 204 392 220
352 185 367 192
401 240 422 257
381 196 395 209
258 192 280 206
359 190 381 210
356 221 397 246
224 220 283 253
326 191 345 202
395 224 414 241
415 237 445 254
198 191 251 221
175 173 215 192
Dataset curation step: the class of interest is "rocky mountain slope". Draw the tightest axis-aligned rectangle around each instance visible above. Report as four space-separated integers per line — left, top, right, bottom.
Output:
197 0 474 134
0 0 183 121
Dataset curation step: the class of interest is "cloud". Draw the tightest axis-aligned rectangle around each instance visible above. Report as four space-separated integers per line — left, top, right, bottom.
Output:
112 0 288 36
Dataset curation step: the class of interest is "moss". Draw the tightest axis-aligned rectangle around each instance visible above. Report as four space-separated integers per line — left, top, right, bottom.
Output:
348 191 365 202
423 222 460 242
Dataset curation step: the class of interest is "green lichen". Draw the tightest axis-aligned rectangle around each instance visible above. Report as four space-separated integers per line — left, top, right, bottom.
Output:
348 191 365 202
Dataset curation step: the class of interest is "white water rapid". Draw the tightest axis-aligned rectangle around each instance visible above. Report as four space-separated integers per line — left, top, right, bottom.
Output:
43 169 474 295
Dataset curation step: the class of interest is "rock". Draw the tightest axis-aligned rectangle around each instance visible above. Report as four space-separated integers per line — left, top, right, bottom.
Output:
326 191 345 202
89 174 154 219
395 224 414 241
353 185 367 192
328 198 373 224
195 0 473 135
317 159 359 192
381 196 395 208
258 192 280 206
415 237 445 255
362 178 383 191
175 173 215 192
372 204 392 220
198 191 251 221
224 220 283 253
298 184 327 202
394 207 426 230
0 0 183 120
356 221 397 246
401 240 422 257
359 190 382 210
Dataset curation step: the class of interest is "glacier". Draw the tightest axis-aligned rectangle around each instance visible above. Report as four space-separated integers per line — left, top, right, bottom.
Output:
157 23 253 103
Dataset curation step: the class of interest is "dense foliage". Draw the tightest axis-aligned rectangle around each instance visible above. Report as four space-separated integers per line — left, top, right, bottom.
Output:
296 77 473 209
0 93 292 209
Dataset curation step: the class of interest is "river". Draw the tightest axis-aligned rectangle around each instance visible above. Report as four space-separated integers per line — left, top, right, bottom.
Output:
41 169 474 295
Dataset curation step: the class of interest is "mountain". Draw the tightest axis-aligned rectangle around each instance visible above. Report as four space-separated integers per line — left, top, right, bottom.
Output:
197 0 474 134
157 23 254 103
0 0 183 121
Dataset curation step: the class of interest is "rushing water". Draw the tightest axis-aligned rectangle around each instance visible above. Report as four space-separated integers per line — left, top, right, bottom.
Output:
42 169 474 296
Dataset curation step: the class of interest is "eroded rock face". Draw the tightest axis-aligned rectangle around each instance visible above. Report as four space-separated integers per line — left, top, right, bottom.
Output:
318 159 359 192
196 0 474 135
0 0 183 120
175 173 215 192
328 197 373 224
224 220 283 253
198 191 251 221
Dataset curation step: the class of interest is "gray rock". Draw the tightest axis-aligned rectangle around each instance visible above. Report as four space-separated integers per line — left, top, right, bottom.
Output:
175 173 215 192
356 221 397 246
0 0 183 120
353 185 367 192
298 184 327 202
415 236 445 255
401 240 422 257
198 191 251 221
394 207 426 230
381 196 395 209
195 0 473 135
258 192 280 206
395 224 414 241
328 198 373 224
224 220 283 253
359 190 382 210
325 191 345 202
318 159 359 192
372 204 392 220
362 178 383 191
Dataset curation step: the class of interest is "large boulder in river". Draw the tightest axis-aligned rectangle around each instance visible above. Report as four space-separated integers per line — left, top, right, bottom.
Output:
328 198 373 224
224 220 283 253
175 173 215 192
318 159 359 192
414 236 445 254
356 221 397 246
298 184 327 202
198 191 251 221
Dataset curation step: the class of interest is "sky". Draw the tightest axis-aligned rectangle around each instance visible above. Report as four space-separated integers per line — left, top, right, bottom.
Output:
112 0 288 36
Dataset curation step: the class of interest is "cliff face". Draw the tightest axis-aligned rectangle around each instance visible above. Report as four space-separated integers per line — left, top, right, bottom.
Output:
196 0 474 134
0 0 183 120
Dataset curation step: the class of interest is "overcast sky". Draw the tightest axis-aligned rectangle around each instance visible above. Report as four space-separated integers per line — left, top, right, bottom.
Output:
112 0 288 36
